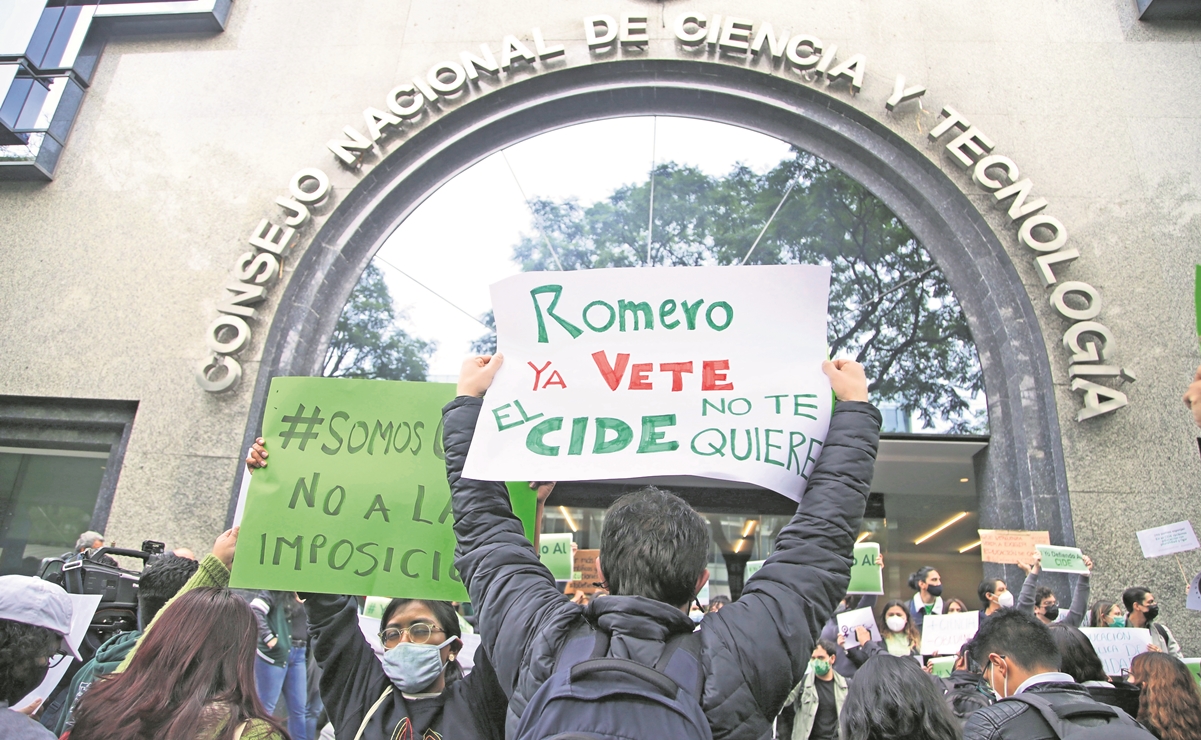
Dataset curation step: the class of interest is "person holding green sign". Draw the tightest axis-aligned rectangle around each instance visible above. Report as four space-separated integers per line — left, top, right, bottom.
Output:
1016 550 1093 627
243 442 511 740
444 355 881 740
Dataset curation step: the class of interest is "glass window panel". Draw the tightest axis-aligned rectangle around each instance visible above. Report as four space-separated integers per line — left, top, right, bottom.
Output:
0 450 106 576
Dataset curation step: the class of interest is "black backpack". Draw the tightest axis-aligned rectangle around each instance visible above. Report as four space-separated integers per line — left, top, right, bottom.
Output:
1001 692 1156 739
513 627 711 740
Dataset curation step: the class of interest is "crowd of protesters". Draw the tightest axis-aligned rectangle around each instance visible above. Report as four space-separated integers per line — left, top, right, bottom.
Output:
1 360 1199 740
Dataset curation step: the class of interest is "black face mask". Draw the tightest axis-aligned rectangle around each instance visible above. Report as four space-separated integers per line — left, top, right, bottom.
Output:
1144 605 1159 622
926 584 943 598
4 661 48 706
1043 604 1060 621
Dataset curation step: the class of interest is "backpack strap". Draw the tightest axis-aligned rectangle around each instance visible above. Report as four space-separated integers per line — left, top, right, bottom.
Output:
1154 624 1169 643
1002 692 1126 736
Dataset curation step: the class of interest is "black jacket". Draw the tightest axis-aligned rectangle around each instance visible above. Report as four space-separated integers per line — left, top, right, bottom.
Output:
444 396 881 740
963 681 1141 740
303 593 507 740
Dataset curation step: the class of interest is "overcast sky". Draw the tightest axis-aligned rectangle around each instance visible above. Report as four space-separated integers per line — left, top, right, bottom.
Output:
372 116 793 379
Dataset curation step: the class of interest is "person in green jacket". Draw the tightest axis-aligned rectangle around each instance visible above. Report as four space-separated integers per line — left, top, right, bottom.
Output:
53 554 199 735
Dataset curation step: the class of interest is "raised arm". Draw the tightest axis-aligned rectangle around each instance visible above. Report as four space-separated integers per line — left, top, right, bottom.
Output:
1063 556 1092 627
704 360 880 719
302 593 389 734
444 355 580 699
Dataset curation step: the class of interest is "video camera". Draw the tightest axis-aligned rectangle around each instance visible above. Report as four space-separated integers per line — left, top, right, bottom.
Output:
38 540 167 661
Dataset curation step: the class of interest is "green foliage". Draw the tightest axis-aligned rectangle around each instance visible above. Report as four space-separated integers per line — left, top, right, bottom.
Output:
500 149 985 432
324 263 436 381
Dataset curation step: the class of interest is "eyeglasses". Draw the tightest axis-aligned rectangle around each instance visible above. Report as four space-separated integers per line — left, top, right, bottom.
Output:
379 623 444 648
46 652 67 668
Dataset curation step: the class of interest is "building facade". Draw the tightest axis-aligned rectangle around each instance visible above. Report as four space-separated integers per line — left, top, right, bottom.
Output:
1 0 1199 648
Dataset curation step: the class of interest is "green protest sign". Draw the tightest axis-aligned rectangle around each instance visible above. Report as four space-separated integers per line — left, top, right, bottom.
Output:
230 377 536 601
928 656 956 679
539 533 574 580
1036 544 1089 574
847 542 883 594
745 560 765 578
1184 658 1201 689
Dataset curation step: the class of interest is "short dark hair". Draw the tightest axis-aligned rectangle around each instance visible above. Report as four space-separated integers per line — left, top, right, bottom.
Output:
968 609 1060 673
1122 586 1151 613
977 578 1003 608
600 487 709 607
137 555 199 629
0 619 59 704
814 639 839 658
1046 624 1107 682
907 566 937 591
840 654 961 740
1034 586 1055 606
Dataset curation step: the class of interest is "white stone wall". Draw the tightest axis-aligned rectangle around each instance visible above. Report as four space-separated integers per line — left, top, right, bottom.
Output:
0 0 1198 647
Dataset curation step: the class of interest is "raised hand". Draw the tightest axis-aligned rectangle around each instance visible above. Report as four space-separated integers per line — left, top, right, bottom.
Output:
246 437 268 472
213 526 239 569
822 359 869 402
458 354 504 398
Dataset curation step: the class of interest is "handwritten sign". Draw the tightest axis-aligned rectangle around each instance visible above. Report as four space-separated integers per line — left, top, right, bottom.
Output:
1136 521 1200 558
978 529 1051 565
463 266 834 500
848 542 883 594
1080 628 1152 676
928 656 957 678
745 560 765 578
540 533 574 580
921 611 980 655
1036 544 1089 574
836 606 881 649
1190 572 1201 612
230 378 537 601
567 549 601 594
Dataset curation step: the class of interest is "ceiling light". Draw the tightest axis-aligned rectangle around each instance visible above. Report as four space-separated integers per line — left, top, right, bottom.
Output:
914 511 969 545
959 477 969 483
732 538 744 554
741 519 759 538
855 531 872 544
958 539 982 553
559 506 578 532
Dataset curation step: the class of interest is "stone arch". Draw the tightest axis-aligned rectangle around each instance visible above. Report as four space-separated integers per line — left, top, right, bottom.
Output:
237 58 1073 554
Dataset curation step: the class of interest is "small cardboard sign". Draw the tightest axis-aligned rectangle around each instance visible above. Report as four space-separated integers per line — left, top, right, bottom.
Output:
921 611 980 655
1183 658 1201 688
1080 628 1152 676
1036 544 1089 574
928 656 957 678
836 606 881 649
848 542 883 595
566 549 601 594
1136 521 1200 558
539 533 574 580
978 529 1051 565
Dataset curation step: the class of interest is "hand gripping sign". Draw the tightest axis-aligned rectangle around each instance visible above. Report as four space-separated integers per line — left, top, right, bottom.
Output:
463 266 834 500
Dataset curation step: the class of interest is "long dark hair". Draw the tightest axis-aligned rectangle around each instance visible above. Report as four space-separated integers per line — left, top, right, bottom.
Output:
382 598 464 686
1046 624 1107 683
1130 652 1201 740
841 654 961 740
71 588 288 740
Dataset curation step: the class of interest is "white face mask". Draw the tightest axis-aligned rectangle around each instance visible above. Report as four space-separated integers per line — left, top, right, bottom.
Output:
987 657 1009 699
996 590 1014 609
885 615 908 633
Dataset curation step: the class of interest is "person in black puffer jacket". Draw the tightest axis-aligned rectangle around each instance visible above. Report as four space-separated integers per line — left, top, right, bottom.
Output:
446 356 881 740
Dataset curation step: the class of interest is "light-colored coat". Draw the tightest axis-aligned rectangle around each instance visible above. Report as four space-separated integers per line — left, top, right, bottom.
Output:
783 669 849 740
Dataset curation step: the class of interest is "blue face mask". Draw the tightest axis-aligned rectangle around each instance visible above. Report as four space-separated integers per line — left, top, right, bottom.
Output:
381 637 455 694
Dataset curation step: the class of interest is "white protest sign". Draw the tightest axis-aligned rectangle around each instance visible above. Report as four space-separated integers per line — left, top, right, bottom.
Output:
921 610 980 655
745 560 765 578
836 606 881 649
17 593 102 710
463 266 834 500
1136 521 1200 558
1080 628 1152 676
1189 572 1201 612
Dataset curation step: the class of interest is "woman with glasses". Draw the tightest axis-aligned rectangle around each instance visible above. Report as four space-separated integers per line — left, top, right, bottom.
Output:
303 593 507 740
